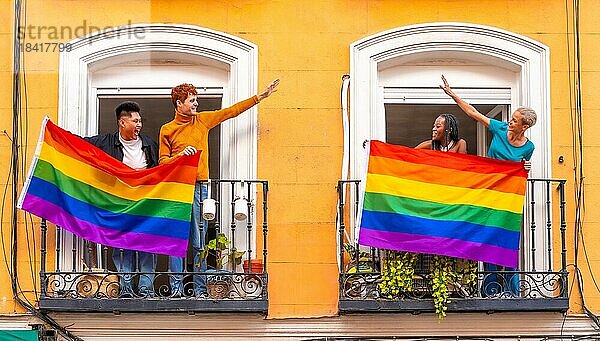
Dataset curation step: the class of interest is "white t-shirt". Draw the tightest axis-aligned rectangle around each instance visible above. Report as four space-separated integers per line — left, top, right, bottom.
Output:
118 134 147 170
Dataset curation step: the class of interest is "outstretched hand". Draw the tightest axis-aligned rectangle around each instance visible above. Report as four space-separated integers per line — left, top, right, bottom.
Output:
439 75 454 97
258 79 280 101
179 145 197 157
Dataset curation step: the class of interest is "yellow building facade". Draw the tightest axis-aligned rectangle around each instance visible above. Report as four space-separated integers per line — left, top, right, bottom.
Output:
1 0 599 339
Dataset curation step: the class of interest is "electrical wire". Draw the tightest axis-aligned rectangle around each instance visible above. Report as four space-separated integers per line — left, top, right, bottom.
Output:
563 0 577 336
8 0 38 309
580 226 600 294
24 213 38 296
10 1 82 340
563 263 580 336
564 0 600 331
18 0 39 298
1 151 15 280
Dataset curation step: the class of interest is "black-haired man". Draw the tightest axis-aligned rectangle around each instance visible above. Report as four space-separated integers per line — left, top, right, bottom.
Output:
84 101 159 297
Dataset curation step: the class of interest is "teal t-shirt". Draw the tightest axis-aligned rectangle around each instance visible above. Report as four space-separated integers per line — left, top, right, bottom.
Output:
487 119 534 161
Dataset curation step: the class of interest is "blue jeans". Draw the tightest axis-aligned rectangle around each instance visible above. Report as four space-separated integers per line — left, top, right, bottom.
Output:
112 249 156 296
482 263 520 297
169 183 208 296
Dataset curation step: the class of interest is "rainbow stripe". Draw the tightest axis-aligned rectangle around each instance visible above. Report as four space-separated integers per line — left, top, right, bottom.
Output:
358 140 528 267
17 117 200 257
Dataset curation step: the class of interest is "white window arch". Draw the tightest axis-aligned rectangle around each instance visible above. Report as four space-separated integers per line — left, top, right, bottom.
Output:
350 22 551 272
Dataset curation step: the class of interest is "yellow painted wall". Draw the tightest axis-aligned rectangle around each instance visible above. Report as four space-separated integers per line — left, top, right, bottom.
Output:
0 0 598 318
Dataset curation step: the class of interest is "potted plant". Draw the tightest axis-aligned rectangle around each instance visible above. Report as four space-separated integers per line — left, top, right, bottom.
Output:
378 251 478 319
203 233 245 299
205 233 245 271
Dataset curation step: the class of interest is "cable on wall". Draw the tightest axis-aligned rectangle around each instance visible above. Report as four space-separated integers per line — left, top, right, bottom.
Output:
9 1 83 340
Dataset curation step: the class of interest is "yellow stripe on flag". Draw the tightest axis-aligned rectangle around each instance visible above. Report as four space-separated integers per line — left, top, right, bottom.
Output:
39 142 193 203
365 173 524 214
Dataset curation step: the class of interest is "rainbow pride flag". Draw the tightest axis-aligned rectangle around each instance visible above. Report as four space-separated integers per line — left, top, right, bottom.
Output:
358 140 528 267
17 117 200 257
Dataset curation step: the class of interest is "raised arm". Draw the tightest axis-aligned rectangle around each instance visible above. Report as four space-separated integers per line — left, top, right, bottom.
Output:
440 75 490 127
257 79 280 102
202 79 280 129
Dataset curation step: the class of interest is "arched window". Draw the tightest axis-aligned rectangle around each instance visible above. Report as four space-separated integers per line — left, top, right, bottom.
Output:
57 24 258 270
350 22 551 271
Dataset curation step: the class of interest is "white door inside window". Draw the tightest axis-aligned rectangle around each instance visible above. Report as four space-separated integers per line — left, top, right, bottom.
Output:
91 89 227 273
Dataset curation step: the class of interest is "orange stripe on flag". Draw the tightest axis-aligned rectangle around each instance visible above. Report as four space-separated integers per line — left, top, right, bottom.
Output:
368 155 526 195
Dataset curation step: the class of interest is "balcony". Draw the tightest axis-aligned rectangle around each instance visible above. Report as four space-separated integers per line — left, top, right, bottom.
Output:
38 180 269 313
337 179 569 313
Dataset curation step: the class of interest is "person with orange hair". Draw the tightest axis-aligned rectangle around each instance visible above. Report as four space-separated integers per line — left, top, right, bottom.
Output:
160 79 279 297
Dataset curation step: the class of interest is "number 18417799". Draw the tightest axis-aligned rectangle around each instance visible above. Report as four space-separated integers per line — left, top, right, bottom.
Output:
21 42 72 53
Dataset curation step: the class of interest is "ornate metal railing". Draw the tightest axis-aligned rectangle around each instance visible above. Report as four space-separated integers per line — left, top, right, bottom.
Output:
337 179 569 312
39 179 269 312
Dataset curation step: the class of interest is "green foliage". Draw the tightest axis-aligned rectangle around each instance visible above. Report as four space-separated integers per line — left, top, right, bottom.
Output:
455 258 478 290
429 255 453 319
428 256 479 319
377 251 478 319
204 233 245 269
379 251 417 298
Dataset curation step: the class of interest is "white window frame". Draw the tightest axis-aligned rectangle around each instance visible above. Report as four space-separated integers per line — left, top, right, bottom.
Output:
350 22 551 272
57 24 259 270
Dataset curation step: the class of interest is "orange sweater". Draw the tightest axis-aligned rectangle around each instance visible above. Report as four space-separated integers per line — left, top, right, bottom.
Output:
159 96 259 180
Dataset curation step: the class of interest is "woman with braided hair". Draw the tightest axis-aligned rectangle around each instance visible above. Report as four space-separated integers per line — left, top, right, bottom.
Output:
415 113 467 154
413 113 473 301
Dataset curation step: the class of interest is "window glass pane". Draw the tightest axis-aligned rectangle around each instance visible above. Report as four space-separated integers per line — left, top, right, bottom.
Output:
385 104 497 156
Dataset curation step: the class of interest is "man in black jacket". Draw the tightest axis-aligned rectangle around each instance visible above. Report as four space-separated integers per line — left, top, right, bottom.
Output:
84 101 159 297
85 103 159 168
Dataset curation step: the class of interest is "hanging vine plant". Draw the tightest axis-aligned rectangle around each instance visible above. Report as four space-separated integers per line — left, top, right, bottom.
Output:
455 258 478 293
429 255 453 319
379 251 417 298
429 256 478 319
378 250 478 319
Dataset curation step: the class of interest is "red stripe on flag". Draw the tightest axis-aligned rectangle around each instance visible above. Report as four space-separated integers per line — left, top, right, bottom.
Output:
369 140 528 177
44 120 200 185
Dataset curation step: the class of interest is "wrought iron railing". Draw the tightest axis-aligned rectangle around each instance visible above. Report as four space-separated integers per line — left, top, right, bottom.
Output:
337 179 569 312
38 179 269 312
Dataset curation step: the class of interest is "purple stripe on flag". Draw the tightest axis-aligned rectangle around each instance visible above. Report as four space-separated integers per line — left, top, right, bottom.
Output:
23 194 188 257
359 228 518 268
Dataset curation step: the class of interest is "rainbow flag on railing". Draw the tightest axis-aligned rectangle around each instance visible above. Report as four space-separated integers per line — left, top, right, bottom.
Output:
17 117 199 257
358 140 528 267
